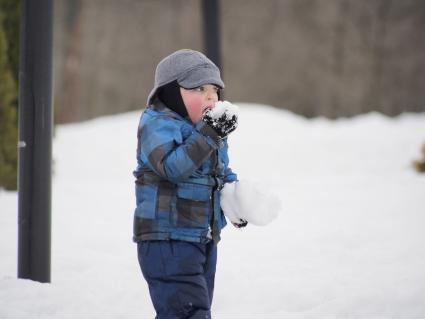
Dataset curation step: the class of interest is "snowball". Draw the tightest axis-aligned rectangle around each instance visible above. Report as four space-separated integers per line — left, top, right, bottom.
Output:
220 182 240 224
220 180 281 226
210 100 239 119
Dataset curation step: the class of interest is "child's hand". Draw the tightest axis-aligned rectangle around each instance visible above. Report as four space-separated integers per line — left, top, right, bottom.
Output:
202 101 238 139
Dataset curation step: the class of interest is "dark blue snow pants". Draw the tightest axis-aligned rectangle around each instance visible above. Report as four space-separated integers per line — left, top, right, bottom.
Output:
137 240 218 319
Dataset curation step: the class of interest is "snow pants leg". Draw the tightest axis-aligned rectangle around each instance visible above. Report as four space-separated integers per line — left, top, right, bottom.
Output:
137 240 217 319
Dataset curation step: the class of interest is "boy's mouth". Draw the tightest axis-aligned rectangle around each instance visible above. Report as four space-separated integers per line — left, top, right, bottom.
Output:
202 106 213 114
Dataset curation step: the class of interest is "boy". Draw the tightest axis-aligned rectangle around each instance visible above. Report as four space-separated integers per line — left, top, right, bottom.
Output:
133 49 245 318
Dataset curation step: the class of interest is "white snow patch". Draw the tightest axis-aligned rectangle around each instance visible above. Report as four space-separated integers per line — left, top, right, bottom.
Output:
1 104 425 319
210 100 239 118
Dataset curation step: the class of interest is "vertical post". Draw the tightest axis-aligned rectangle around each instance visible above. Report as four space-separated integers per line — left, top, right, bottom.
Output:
202 0 222 70
18 0 53 283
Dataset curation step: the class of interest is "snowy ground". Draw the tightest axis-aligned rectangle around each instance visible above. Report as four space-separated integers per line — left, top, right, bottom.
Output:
1 104 425 319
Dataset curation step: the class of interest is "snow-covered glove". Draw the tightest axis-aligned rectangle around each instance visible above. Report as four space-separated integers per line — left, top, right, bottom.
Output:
202 101 238 139
221 180 281 226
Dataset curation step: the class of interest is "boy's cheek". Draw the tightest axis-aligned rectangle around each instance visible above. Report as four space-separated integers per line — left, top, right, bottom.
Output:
187 108 203 123
184 99 203 123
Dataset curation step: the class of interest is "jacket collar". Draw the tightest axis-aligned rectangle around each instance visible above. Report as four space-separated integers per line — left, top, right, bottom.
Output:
150 98 192 124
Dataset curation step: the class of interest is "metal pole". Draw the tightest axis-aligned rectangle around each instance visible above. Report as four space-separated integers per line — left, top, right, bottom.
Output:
18 0 53 283
202 0 222 70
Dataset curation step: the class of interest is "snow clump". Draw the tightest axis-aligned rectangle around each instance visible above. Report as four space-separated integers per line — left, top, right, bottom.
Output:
210 100 239 119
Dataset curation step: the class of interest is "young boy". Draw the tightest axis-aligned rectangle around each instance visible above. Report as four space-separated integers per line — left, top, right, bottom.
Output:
133 49 245 318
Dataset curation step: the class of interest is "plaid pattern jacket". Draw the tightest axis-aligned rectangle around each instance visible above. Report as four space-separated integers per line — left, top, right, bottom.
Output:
133 100 237 243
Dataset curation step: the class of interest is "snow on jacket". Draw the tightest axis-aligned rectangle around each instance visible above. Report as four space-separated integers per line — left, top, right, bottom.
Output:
133 99 237 243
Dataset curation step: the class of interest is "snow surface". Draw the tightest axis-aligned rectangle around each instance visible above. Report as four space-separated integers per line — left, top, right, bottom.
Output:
1 103 425 319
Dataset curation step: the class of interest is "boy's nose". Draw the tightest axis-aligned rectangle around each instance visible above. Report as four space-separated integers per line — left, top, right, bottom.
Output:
207 90 218 102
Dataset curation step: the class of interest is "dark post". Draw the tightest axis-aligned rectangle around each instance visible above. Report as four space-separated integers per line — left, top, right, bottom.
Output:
202 0 222 70
18 0 53 283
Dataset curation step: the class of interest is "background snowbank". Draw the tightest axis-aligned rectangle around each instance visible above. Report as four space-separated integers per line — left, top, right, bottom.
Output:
1 104 425 318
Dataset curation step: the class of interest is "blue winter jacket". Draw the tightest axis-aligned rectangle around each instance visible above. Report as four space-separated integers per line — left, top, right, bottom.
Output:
133 99 237 243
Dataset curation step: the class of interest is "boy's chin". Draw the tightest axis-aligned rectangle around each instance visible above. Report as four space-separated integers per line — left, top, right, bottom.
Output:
187 114 199 123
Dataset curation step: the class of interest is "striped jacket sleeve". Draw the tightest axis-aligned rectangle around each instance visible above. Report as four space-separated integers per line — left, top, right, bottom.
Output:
221 140 238 184
139 116 219 183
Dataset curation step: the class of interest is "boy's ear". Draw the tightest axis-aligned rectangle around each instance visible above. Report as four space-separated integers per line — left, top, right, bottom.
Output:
157 81 188 118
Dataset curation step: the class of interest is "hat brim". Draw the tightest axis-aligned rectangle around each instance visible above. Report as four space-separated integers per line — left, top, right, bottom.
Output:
177 65 224 90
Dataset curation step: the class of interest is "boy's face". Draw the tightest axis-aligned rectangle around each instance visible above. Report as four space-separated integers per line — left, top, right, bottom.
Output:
180 84 219 123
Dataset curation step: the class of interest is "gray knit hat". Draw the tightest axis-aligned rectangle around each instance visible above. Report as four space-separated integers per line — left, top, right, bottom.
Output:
147 49 225 105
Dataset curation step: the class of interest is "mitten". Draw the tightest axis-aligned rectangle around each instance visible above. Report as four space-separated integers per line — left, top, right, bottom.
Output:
202 101 238 139
232 219 248 228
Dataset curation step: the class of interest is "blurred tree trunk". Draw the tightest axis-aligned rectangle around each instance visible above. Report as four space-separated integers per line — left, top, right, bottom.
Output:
331 0 349 117
366 0 392 113
57 0 82 123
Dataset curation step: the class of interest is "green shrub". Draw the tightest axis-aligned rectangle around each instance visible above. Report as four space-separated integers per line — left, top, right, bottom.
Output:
0 2 19 190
